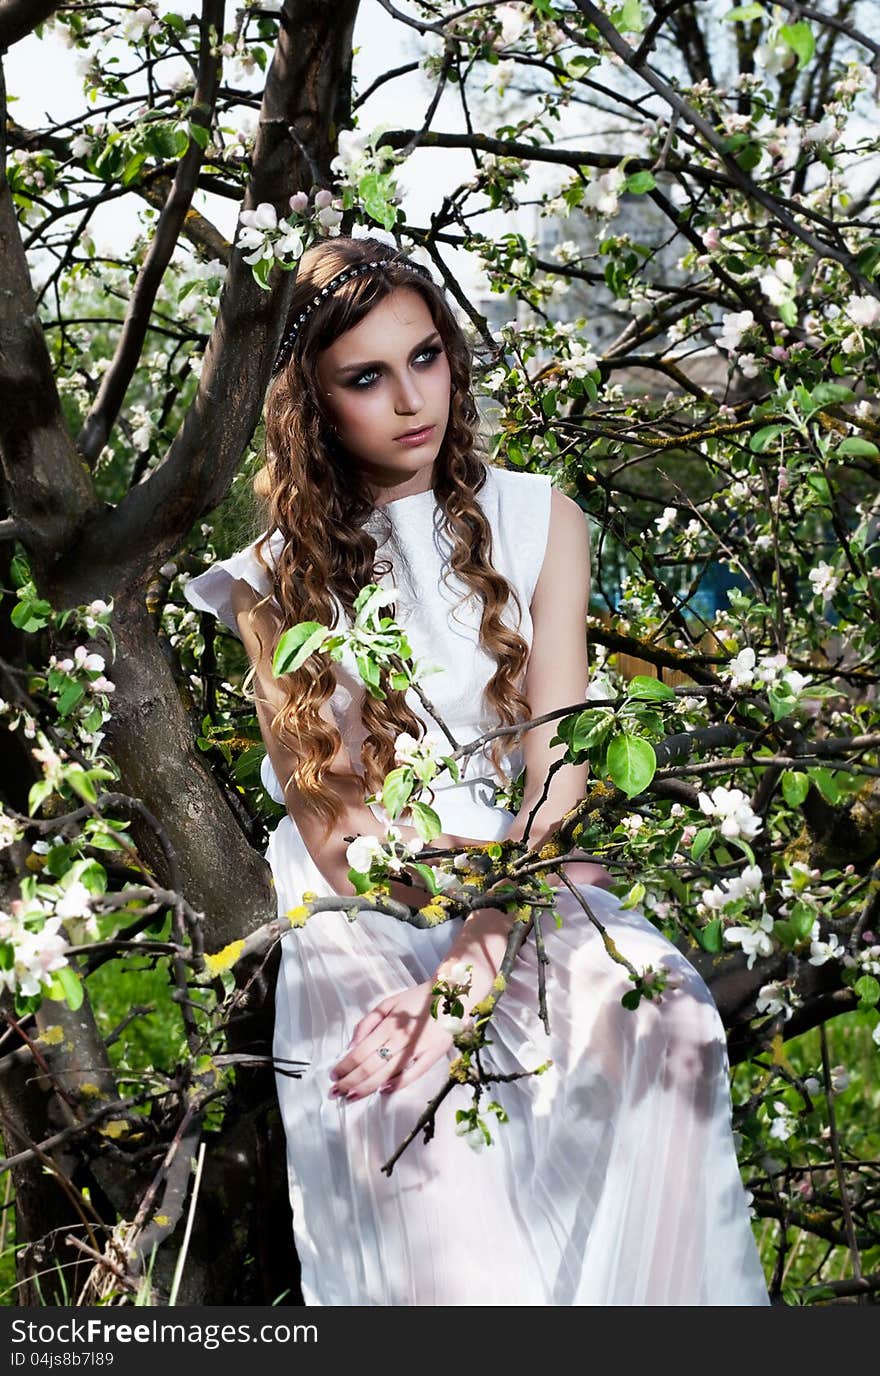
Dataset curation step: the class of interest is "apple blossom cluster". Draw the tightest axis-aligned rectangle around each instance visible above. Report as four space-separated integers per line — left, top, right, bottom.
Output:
722 646 811 699
723 911 774 968
755 979 801 1024
697 785 763 841
345 827 425 879
0 898 70 1001
393 730 452 785
699 862 765 917
237 190 343 277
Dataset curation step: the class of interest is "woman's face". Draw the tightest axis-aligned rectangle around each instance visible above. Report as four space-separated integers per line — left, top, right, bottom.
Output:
315 286 452 505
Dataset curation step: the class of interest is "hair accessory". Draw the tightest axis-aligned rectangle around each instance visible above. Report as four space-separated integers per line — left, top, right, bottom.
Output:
272 256 433 376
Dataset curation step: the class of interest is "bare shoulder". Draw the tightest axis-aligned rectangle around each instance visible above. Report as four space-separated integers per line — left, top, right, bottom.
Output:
531 487 590 604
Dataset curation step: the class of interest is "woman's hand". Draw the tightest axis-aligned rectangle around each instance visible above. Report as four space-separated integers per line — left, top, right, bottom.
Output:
328 980 455 1102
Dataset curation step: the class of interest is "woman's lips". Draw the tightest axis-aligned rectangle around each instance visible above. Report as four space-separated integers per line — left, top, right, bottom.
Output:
394 424 435 446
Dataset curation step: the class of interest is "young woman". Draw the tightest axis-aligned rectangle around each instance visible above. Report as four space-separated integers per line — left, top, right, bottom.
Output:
184 235 770 1307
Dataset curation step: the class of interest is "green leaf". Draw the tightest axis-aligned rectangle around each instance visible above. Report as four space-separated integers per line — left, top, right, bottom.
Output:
409 862 444 896
381 766 413 820
625 675 676 702
809 382 856 409
749 424 787 453
777 298 798 328
723 2 765 19
187 120 210 150
610 1 646 34
621 988 642 1010
66 770 97 804
781 771 810 807
855 243 880 279
789 902 817 942
623 170 656 195
780 21 815 69
805 474 831 505
690 826 715 861
837 436 880 458
698 919 724 954
408 799 442 841
47 966 84 1011
854 974 880 1008
57 681 85 717
567 709 614 753
606 733 656 798
807 767 840 804
767 685 798 721
11 598 53 632
273 621 329 675
619 880 645 910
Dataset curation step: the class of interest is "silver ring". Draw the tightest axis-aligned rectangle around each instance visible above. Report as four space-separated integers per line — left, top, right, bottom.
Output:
377 1045 392 1061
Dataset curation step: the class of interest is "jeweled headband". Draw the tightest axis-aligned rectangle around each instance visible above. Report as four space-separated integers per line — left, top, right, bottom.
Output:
271 256 434 376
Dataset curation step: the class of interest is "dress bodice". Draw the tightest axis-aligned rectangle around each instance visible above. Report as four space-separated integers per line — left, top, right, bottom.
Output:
183 464 553 819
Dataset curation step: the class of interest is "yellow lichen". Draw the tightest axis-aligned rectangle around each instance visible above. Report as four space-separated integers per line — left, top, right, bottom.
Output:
286 905 311 927
78 1082 102 1099
539 842 562 859
37 1025 65 1046
99 1120 129 1139
492 973 507 992
417 898 449 924
203 939 245 976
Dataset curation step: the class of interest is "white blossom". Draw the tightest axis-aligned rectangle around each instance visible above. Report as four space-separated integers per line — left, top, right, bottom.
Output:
455 1121 487 1152
759 258 796 306
723 912 775 969
496 3 529 47
725 646 756 688
717 309 754 354
808 928 843 966
756 980 796 1021
582 167 625 217
54 880 93 922
768 1100 797 1141
1 917 70 998
845 294 880 329
802 116 838 146
346 834 385 873
561 340 599 377
697 786 763 840
756 36 797 76
808 561 840 601
121 6 161 42
654 506 677 535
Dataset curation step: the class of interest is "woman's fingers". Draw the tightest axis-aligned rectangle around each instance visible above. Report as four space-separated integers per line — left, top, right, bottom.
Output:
379 1053 430 1094
332 1036 418 1100
347 1006 386 1050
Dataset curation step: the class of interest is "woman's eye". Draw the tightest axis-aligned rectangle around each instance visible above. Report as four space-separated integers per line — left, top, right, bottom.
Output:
349 347 442 390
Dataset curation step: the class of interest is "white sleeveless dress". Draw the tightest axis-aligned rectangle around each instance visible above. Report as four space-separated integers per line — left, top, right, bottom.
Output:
184 464 769 1307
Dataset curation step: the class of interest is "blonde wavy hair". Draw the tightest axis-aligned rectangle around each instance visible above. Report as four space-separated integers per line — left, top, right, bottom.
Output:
247 235 531 845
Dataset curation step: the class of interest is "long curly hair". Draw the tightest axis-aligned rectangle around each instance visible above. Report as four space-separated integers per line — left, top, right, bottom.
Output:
247 235 532 845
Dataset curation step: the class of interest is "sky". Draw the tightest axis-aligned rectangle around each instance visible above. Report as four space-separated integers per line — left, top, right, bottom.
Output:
5 1 546 300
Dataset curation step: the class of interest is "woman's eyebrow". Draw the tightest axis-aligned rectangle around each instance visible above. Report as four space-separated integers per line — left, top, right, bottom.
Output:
334 331 442 376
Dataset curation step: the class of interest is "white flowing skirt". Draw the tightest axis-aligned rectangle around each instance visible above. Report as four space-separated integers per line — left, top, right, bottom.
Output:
267 792 770 1307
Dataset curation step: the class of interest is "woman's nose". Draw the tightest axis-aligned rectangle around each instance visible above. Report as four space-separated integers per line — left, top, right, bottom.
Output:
393 374 424 414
